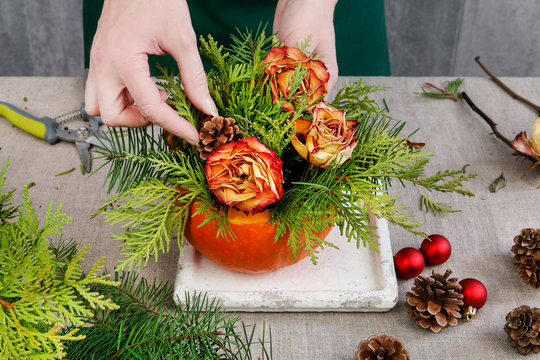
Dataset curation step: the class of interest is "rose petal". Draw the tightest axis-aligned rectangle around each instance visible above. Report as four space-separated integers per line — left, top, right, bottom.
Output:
511 132 540 157
531 116 540 151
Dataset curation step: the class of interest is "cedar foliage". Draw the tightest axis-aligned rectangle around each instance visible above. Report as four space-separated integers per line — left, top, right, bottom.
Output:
0 160 118 359
96 28 475 270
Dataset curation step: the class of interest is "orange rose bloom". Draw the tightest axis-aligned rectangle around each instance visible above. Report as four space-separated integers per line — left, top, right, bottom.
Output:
262 46 330 111
205 137 284 214
291 102 358 168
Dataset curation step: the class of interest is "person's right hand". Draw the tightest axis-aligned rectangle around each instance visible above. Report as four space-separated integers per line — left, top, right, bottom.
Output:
274 0 339 93
85 0 218 145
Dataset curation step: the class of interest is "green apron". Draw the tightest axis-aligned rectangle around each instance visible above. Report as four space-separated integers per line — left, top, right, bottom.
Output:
83 0 389 76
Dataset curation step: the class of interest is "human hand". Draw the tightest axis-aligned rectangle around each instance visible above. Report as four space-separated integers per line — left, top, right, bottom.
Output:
85 0 218 145
273 0 339 92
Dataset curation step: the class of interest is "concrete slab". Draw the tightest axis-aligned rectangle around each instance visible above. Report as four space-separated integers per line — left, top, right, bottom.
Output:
174 216 398 312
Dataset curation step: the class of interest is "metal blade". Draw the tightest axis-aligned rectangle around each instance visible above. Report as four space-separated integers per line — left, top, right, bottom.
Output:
75 141 92 173
85 134 113 152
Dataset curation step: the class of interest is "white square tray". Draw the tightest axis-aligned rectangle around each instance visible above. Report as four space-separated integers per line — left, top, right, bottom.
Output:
174 216 397 312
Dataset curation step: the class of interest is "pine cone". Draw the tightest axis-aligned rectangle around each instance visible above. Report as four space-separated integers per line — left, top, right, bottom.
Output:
512 228 540 265
405 269 464 333
355 333 410 360
519 257 540 289
504 305 540 355
198 116 239 160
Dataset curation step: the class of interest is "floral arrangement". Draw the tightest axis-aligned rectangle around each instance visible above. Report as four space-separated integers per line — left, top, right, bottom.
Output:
97 29 474 271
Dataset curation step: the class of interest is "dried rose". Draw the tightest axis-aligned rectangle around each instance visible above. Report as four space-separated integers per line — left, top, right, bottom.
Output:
511 117 540 159
262 46 329 111
291 102 358 168
205 137 284 214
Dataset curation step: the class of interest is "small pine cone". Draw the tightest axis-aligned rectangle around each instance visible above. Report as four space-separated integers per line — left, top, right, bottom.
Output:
512 228 540 265
519 257 540 289
405 269 464 333
504 305 540 355
355 333 410 360
198 116 239 160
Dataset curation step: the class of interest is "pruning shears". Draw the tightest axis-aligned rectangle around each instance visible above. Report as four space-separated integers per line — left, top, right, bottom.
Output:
0 101 111 172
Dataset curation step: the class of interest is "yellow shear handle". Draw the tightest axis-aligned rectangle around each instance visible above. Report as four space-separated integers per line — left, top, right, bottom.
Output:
0 102 58 144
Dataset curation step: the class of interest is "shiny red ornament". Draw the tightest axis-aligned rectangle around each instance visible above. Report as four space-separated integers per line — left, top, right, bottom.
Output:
420 234 451 265
459 278 487 321
394 247 425 279
459 278 487 310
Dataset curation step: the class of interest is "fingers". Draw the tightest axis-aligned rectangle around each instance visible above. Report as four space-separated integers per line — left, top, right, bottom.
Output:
166 24 219 117
84 64 100 116
97 74 150 128
316 44 338 93
115 54 199 144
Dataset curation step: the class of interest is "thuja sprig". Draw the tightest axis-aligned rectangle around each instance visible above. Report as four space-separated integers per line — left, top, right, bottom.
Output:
331 79 389 115
0 159 17 223
156 64 200 126
420 195 459 216
0 161 118 359
94 150 215 271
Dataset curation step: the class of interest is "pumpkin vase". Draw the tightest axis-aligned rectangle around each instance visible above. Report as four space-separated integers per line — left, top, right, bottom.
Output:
184 206 332 274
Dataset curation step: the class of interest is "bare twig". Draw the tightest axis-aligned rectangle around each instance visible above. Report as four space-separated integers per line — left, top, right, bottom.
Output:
475 57 540 114
461 91 538 163
424 82 459 102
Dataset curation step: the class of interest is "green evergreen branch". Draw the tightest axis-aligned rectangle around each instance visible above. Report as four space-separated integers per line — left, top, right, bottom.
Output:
418 78 464 101
156 64 200 126
0 159 17 224
331 79 389 115
65 272 273 360
96 126 166 193
420 195 459 216
94 150 231 271
0 161 117 359
94 29 476 271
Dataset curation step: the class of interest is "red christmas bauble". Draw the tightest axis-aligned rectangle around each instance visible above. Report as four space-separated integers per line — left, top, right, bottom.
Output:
420 234 451 265
459 278 487 310
394 247 425 279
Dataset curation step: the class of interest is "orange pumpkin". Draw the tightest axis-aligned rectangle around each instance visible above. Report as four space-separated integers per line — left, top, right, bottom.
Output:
184 205 332 273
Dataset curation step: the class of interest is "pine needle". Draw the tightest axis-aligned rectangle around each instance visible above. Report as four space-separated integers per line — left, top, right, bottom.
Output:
55 167 75 176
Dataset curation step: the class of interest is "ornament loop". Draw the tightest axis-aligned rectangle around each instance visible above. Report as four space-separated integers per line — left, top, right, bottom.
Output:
464 306 477 321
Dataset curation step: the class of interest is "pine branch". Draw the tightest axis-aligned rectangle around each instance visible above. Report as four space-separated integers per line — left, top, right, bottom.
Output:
65 272 273 360
418 78 464 101
96 126 167 193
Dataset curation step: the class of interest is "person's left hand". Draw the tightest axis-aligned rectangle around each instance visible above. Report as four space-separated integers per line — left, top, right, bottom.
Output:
273 0 339 92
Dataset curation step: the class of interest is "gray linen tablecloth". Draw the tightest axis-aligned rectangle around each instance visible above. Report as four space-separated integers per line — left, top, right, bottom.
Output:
0 76 538 359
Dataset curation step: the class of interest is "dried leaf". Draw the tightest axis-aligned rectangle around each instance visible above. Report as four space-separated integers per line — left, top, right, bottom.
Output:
489 173 506 192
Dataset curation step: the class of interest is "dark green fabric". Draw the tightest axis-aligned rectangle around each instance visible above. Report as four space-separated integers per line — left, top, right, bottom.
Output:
83 0 390 76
